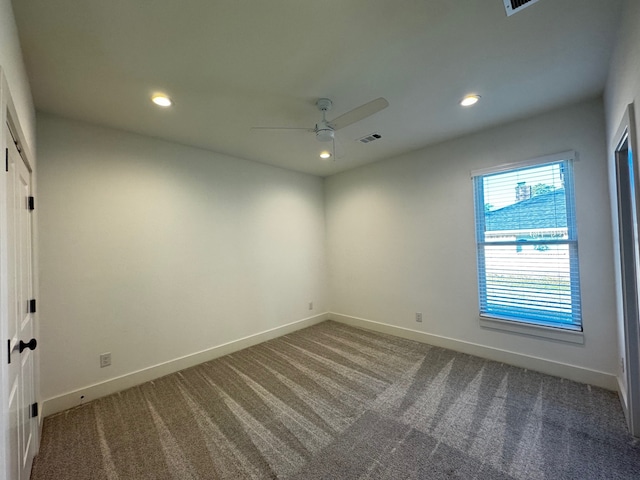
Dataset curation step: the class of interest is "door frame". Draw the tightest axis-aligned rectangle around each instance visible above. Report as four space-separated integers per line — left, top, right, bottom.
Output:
613 102 640 438
0 67 40 479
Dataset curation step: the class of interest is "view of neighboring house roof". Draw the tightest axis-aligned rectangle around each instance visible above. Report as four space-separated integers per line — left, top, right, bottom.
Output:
485 189 567 231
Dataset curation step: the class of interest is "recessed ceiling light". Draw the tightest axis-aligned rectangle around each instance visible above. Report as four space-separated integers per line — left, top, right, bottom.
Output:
151 94 172 107
320 151 331 159
460 95 480 107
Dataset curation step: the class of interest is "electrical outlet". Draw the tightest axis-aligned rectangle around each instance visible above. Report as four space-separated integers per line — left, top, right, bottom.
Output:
309 302 313 310
100 352 111 368
416 312 423 323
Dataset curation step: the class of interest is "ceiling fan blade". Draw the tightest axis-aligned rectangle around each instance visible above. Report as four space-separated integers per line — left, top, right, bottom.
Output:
329 97 389 130
250 126 313 132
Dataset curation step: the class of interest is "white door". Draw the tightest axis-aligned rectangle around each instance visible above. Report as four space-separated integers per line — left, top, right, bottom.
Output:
5 125 37 480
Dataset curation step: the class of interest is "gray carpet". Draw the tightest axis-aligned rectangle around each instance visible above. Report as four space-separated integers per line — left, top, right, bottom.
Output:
31 321 640 479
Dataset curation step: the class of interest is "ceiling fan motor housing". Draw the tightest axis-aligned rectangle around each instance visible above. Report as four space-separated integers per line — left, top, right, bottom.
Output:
316 124 335 142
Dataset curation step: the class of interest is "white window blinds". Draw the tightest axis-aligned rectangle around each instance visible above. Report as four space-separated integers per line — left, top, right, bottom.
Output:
473 155 582 330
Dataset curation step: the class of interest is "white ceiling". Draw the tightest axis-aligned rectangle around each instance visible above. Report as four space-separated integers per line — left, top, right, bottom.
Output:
12 0 623 177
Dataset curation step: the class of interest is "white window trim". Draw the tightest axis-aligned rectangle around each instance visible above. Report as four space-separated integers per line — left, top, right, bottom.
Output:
473 150 582 343
479 315 584 344
470 150 577 178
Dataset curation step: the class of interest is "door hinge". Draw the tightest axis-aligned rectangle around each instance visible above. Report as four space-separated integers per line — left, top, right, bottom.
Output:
31 402 38 418
5 148 7 172
28 196 35 211
29 299 36 313
7 339 10 364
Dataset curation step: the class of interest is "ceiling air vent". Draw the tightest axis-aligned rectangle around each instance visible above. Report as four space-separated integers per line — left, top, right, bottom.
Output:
358 133 382 144
503 0 540 16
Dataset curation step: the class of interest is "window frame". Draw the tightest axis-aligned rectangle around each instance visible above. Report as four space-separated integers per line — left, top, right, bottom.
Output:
472 151 584 343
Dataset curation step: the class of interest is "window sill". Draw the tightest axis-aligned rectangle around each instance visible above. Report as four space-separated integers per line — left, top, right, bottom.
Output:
479 315 584 345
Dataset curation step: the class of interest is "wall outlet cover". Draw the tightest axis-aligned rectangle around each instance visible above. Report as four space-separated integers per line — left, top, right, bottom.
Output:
100 352 112 368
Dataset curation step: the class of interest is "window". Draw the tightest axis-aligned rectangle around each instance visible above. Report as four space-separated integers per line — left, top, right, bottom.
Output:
472 152 582 333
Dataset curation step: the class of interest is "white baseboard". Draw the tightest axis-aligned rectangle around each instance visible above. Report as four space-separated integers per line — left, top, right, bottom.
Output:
330 313 618 391
42 313 328 418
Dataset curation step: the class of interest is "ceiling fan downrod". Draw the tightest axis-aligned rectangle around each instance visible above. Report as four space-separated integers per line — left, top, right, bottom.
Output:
315 98 335 142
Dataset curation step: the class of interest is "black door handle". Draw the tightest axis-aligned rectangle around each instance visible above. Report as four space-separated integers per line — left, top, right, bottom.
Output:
19 338 37 353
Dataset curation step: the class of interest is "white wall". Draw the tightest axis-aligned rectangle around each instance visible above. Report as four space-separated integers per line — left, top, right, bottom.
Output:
0 0 34 151
326 98 618 381
604 0 640 402
37 114 327 407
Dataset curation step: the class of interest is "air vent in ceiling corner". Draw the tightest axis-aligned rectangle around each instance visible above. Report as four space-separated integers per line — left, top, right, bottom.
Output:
358 133 382 144
503 0 540 16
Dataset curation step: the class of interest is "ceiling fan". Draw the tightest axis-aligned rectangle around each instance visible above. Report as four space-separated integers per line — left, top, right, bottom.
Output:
251 97 389 160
